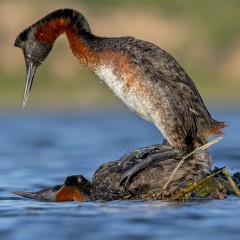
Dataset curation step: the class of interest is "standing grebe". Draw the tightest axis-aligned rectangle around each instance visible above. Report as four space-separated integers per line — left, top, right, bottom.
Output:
14 9 226 184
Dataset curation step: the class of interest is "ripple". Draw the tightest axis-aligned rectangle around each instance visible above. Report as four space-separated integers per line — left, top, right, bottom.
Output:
0 110 240 240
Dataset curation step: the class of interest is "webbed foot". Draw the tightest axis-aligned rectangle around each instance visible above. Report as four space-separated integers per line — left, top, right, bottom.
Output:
119 143 183 188
118 144 168 168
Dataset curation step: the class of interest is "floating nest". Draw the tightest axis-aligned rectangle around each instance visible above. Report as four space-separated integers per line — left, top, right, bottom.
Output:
172 167 240 200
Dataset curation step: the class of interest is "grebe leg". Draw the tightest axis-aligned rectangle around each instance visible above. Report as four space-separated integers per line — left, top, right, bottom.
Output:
118 144 168 167
118 138 172 168
119 142 183 188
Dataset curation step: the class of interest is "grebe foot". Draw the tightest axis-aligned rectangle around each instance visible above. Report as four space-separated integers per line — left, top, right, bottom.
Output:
118 143 172 168
120 147 181 189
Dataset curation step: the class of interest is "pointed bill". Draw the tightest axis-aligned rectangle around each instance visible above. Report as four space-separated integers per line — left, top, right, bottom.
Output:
22 62 37 108
12 185 62 202
13 191 41 200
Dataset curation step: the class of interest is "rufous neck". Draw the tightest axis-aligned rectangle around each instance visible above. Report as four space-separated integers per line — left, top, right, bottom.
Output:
34 9 93 46
34 9 97 68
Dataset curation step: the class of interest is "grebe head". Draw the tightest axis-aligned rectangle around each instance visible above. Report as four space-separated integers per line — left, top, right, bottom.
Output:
14 27 52 107
54 175 92 202
13 175 92 202
15 9 93 108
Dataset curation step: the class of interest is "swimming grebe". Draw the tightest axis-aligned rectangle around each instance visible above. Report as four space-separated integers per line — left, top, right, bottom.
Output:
14 9 226 184
14 176 91 202
14 148 237 202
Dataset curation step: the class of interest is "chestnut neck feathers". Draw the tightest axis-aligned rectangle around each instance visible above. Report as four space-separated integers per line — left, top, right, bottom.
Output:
15 9 93 47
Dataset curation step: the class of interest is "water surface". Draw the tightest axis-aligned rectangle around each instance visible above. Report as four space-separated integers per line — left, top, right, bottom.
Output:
0 109 239 240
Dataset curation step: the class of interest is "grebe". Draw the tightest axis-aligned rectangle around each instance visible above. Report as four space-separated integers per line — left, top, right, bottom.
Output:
14 148 237 202
14 9 226 184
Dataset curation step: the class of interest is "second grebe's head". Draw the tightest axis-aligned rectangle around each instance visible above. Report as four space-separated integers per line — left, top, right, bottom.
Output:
13 175 92 202
15 27 52 107
56 175 92 202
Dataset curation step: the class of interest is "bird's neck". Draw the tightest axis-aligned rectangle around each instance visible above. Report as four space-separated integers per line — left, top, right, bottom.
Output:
34 9 99 70
33 9 134 91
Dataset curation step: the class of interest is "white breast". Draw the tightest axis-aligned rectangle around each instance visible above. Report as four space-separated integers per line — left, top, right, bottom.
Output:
96 65 125 99
95 65 168 140
96 65 152 121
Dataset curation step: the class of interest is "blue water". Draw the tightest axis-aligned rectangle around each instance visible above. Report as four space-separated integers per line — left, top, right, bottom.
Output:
0 108 240 240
